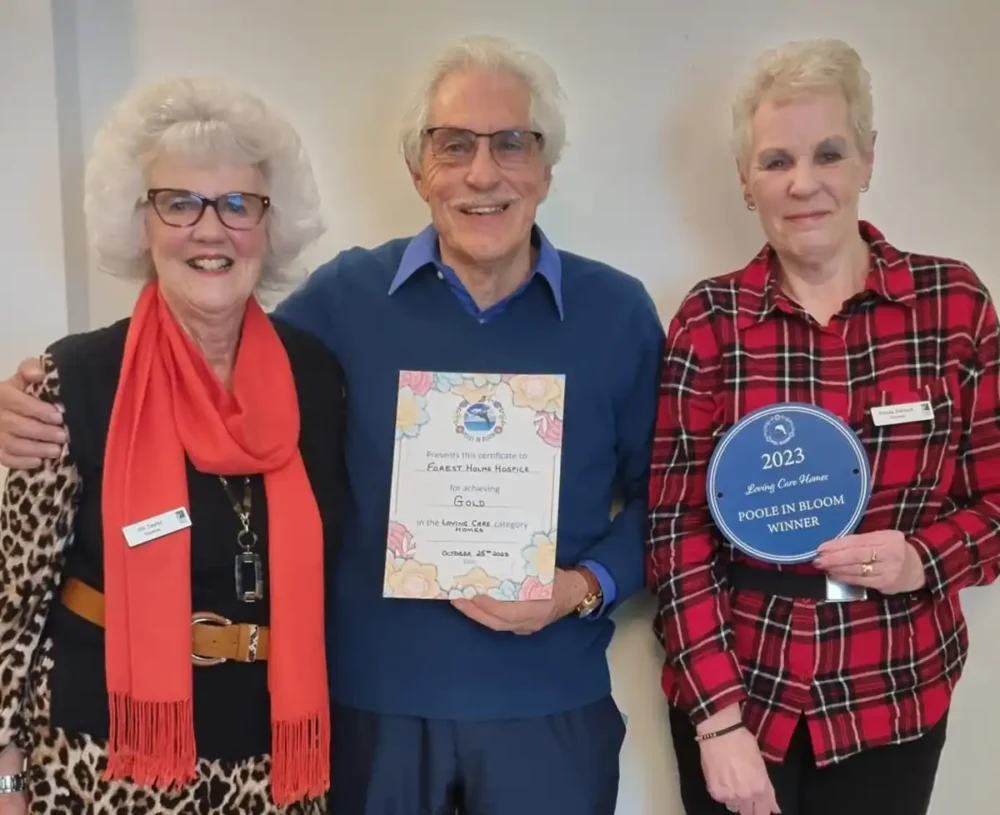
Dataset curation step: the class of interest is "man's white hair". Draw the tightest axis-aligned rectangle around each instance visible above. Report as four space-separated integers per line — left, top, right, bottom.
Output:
731 38 875 173
84 76 324 287
399 35 567 171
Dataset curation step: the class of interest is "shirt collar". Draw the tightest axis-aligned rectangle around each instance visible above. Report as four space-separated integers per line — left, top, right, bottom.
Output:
862 221 916 305
736 220 916 331
388 224 564 319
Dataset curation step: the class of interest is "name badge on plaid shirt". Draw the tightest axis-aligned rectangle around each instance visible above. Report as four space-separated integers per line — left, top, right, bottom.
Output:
870 400 933 427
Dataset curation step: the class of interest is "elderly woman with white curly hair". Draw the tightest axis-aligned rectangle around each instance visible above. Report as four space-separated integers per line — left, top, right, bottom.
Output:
0 76 343 813
648 39 1000 815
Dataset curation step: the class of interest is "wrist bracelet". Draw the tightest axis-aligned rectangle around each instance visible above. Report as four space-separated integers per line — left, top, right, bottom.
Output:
0 772 24 794
694 722 745 742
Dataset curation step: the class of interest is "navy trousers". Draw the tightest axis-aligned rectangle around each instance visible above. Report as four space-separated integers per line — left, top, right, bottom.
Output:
329 697 626 815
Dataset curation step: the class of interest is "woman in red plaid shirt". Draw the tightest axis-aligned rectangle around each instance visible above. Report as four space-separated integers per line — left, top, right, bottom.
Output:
648 39 1000 815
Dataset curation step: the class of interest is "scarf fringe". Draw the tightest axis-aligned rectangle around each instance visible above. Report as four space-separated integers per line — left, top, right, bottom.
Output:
271 710 331 805
105 693 197 789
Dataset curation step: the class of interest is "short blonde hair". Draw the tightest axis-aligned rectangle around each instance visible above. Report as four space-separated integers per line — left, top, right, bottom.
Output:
399 35 567 171
84 77 324 287
731 39 874 172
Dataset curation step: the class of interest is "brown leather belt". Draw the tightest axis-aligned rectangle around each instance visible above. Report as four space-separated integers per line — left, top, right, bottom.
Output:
60 577 270 666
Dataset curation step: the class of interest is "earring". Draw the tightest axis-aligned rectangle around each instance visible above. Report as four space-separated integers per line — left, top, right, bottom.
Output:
746 200 757 211
861 182 870 193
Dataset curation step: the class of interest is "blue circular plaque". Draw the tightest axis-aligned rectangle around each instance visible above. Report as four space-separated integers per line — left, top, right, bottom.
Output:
706 402 872 564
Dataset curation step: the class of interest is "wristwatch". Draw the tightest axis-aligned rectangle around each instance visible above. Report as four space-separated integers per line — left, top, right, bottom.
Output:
570 566 603 618
0 773 24 794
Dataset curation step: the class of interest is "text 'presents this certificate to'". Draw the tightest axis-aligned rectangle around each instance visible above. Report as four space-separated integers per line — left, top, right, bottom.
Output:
384 371 564 602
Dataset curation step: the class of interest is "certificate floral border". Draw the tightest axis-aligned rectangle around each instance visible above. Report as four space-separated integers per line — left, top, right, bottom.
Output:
386 371 562 600
384 521 557 600
395 371 563 448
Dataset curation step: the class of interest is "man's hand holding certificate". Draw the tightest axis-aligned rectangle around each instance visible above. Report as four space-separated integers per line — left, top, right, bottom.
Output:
448 566 593 634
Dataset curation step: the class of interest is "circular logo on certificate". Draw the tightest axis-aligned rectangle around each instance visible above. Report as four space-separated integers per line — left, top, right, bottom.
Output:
763 414 795 446
455 400 505 442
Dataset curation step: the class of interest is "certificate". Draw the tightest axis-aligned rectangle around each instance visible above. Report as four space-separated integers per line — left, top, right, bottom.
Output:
384 371 564 602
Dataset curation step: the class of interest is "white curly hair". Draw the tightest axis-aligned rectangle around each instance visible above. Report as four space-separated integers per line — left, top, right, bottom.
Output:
84 76 324 287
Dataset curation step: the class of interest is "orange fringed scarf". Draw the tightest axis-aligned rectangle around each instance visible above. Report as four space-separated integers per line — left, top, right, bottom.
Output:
101 281 330 804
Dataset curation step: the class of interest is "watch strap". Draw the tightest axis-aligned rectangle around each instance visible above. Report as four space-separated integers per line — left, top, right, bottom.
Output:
0 772 24 794
570 566 603 617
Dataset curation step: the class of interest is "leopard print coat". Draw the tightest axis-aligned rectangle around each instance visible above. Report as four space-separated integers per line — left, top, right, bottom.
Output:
0 358 327 814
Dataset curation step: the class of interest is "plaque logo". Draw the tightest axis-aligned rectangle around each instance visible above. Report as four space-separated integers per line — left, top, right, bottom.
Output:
763 414 795 446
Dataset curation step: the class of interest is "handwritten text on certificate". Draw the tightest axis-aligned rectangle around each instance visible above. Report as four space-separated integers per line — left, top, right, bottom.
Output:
384 371 564 602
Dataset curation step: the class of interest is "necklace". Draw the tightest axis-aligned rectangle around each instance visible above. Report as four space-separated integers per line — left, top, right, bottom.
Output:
219 475 264 603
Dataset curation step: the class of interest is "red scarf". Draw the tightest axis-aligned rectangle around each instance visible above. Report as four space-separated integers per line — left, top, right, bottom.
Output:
101 281 330 803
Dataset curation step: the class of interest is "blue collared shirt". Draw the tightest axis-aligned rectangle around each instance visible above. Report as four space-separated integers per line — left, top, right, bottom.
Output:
388 224 615 613
390 223 565 321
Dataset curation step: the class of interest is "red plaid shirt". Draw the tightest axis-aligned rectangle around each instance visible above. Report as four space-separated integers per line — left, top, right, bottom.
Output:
647 222 1000 766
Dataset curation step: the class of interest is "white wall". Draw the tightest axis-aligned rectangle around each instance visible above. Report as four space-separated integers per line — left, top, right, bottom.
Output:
2 1 999 812
0 1 69 379
0 0 72 486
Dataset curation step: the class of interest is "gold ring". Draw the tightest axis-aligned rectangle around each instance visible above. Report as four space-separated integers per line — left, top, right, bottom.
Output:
861 562 874 577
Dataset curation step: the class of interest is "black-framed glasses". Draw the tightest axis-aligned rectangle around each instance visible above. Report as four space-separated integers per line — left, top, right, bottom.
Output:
145 188 271 230
423 127 544 169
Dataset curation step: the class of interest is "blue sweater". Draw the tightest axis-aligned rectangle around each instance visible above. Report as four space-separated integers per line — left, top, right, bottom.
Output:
274 227 664 720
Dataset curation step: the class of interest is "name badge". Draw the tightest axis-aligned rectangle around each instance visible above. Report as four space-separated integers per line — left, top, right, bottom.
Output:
870 401 933 427
122 507 191 548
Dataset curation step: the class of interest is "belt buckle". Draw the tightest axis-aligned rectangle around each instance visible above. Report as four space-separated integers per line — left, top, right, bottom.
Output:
245 624 260 663
824 578 868 603
191 611 231 666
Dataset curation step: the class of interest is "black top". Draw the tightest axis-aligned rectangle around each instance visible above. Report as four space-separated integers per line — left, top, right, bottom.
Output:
44 316 345 761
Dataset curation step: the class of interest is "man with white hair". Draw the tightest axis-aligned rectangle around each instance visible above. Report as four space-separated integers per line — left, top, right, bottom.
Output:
0 36 663 814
